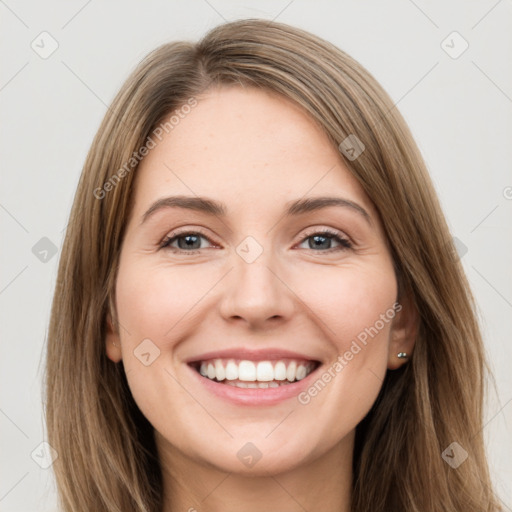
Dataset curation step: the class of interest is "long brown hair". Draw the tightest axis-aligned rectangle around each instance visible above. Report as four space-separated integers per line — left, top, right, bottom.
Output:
44 18 502 511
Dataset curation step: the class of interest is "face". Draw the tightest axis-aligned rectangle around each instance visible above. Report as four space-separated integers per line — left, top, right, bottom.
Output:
106 85 412 477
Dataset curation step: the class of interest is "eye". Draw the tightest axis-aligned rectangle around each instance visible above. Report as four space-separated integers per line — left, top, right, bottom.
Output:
297 229 352 252
160 228 353 255
160 230 215 254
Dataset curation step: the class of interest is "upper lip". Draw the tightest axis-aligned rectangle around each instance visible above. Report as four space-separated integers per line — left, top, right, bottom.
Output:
185 347 322 364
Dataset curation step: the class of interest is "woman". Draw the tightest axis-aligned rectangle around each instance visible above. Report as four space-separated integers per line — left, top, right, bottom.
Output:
44 18 503 511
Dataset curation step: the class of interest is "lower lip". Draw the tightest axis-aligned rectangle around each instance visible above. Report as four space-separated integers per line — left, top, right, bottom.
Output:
187 363 321 406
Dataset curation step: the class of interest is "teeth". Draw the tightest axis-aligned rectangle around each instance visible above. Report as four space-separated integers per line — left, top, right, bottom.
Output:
274 361 287 380
286 361 296 382
196 358 316 384
296 364 307 380
225 361 238 380
215 360 225 381
256 361 274 381
225 380 287 389
239 361 256 381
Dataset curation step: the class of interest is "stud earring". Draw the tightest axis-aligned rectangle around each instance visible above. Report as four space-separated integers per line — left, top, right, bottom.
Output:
397 352 408 359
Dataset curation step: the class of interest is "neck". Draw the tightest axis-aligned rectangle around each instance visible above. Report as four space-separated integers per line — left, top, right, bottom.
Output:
157 431 354 512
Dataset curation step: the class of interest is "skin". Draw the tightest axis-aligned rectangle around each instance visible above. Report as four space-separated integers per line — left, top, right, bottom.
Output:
106 85 417 512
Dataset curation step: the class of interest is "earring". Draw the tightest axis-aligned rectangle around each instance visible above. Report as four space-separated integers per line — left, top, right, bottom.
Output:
397 352 408 359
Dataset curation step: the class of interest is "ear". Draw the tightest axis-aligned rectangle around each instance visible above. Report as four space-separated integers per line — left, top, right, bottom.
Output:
387 291 418 370
105 312 123 363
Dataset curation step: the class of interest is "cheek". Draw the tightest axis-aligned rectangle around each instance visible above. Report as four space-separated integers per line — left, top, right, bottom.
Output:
299 262 397 348
306 265 395 387
294 263 396 410
113 261 210 427
115 261 213 344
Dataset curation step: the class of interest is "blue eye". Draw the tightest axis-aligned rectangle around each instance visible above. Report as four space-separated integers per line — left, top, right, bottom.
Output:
160 228 352 255
160 231 211 253
298 230 352 251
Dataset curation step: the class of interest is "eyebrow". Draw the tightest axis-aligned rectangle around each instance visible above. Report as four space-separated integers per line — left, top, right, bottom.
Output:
141 195 372 225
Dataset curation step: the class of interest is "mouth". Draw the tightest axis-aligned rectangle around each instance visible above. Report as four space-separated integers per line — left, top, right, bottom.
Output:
188 358 321 389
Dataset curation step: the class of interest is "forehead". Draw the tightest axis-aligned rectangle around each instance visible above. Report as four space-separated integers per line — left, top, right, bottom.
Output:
132 86 376 219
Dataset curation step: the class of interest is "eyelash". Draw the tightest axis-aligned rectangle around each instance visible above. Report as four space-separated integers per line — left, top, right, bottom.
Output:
159 228 353 255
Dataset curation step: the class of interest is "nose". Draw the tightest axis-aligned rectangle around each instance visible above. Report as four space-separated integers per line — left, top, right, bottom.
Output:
218 248 296 330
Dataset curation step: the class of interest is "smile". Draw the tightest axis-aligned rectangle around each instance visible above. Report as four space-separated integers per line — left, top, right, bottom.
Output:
191 358 319 388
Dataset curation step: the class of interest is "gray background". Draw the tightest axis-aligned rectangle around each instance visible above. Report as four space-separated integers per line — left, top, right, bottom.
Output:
1 1 511 510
